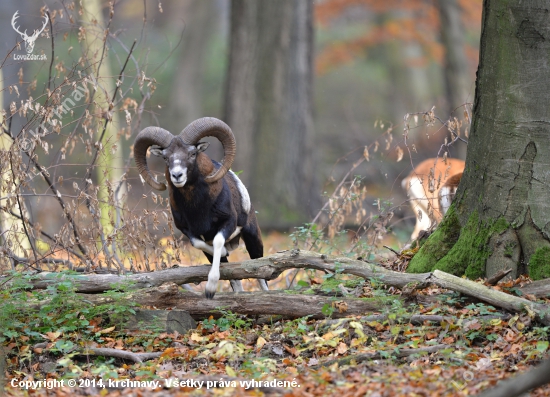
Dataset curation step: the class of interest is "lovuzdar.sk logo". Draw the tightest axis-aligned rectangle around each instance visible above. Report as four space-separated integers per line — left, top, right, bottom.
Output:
11 10 49 61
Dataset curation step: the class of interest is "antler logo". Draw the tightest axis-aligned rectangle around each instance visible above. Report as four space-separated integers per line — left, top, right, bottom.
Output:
11 11 49 54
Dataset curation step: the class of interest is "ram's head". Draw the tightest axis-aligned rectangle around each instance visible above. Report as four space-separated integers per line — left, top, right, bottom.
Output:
134 118 236 190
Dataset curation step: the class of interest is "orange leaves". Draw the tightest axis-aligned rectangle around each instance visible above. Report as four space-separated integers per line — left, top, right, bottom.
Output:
314 0 481 74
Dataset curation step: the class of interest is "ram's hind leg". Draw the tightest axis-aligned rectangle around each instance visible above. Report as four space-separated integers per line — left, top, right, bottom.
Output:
242 222 269 291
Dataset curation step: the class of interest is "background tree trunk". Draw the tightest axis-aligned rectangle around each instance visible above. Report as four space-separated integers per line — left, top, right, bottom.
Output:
438 0 471 113
81 0 125 239
438 0 472 159
0 68 32 265
408 0 550 280
223 0 318 228
0 1 32 265
167 0 219 131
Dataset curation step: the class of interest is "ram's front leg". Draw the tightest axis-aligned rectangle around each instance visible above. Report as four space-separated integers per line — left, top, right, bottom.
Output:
204 231 228 299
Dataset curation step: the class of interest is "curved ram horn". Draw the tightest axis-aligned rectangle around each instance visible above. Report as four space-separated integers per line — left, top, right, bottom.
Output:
134 127 174 191
179 117 236 183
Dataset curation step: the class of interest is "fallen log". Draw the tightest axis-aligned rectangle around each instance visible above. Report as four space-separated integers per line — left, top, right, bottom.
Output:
74 283 395 319
12 250 549 323
17 250 432 293
477 357 550 397
518 278 550 298
429 270 550 326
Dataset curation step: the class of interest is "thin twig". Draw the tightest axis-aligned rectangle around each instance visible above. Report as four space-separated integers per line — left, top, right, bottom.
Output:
310 157 365 226
486 268 512 286
7 252 75 269
8 151 39 266
83 40 137 196
7 211 87 263
82 347 161 363
383 245 399 255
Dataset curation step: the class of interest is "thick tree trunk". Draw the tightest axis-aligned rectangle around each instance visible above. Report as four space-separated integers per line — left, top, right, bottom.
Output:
223 0 318 227
408 1 550 280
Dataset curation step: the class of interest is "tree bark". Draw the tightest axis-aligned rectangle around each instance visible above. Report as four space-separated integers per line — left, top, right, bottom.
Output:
223 0 318 227
408 0 550 280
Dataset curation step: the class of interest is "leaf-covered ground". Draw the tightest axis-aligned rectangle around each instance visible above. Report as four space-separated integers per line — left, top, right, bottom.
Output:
3 278 550 396
2 233 550 396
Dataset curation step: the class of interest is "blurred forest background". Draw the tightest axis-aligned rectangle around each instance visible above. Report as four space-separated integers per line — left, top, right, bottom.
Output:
0 0 482 271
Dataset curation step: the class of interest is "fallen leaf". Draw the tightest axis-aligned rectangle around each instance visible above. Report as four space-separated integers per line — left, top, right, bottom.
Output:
190 333 203 342
161 348 175 358
256 336 266 351
98 326 115 334
337 342 348 355
226 365 237 377
44 331 61 341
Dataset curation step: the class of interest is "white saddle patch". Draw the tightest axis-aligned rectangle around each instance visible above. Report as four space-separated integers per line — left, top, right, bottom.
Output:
229 170 251 214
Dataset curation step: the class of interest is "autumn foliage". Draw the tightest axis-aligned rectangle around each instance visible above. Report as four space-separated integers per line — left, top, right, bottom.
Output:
315 0 482 74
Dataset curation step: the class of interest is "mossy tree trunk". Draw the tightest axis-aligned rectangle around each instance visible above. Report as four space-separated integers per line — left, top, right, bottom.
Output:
408 0 550 280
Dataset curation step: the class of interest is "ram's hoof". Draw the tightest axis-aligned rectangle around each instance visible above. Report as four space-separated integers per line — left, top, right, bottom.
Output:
205 290 216 299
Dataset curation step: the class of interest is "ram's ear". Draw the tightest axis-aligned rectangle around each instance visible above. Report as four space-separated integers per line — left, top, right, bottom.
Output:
196 142 210 152
149 146 164 157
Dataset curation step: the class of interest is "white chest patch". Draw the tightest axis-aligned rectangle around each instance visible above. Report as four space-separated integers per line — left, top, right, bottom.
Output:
229 170 251 214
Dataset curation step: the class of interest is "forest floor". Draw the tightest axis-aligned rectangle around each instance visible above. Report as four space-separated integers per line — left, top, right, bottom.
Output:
2 232 550 396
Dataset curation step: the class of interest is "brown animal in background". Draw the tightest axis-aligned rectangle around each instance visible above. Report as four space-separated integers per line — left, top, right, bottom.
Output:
401 158 465 240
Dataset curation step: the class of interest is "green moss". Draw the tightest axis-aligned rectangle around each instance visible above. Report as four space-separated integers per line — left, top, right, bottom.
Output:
436 214 508 279
504 242 515 258
407 205 462 273
529 247 550 281
407 208 509 279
